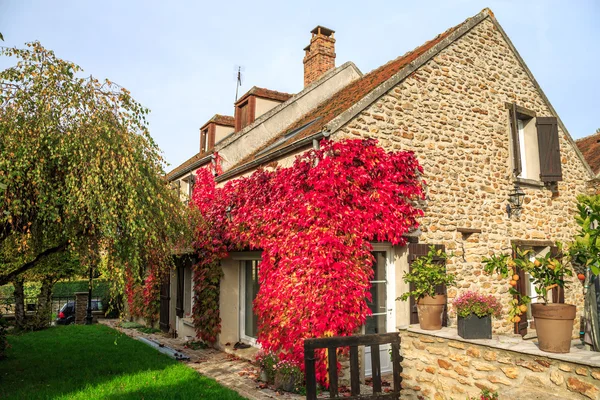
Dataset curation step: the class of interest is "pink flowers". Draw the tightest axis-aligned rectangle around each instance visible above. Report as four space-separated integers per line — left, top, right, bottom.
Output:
452 291 502 319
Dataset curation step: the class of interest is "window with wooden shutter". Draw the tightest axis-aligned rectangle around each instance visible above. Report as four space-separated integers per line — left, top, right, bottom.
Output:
407 243 448 326
536 116 563 182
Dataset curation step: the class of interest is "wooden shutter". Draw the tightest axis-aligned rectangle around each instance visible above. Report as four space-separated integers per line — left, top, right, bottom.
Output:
407 243 448 326
536 116 563 182
175 261 185 318
513 247 529 336
509 103 522 177
550 246 565 303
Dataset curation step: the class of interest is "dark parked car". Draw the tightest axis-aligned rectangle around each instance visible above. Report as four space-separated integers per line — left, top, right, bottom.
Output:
56 300 103 325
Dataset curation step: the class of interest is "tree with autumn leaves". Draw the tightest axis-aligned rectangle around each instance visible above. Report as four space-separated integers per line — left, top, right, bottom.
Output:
0 42 186 320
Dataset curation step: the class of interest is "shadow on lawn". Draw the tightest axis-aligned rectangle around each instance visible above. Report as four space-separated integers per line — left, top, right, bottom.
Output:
102 377 246 400
0 324 242 400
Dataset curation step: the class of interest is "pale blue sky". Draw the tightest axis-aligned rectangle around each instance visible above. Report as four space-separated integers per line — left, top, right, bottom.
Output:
1 1 598 170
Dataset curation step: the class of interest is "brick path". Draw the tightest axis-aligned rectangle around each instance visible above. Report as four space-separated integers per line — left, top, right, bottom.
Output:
100 319 303 400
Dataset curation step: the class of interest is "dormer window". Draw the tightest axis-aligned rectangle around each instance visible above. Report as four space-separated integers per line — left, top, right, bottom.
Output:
508 103 562 183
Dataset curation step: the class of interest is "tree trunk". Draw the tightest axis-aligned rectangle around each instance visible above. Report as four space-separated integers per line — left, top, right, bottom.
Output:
12 277 26 330
32 278 54 330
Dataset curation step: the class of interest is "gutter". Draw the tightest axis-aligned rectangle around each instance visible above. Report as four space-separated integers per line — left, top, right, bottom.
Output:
216 130 330 183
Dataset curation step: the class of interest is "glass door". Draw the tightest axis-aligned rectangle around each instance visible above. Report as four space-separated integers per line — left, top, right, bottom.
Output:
240 260 260 343
365 247 395 376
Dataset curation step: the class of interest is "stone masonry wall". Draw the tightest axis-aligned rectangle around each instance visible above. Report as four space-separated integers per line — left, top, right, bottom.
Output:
402 331 600 400
335 17 593 334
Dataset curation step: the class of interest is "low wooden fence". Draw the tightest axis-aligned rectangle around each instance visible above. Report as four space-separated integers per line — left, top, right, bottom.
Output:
304 332 402 400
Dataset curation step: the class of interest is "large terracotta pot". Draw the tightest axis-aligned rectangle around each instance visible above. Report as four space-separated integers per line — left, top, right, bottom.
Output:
417 295 446 330
531 303 576 354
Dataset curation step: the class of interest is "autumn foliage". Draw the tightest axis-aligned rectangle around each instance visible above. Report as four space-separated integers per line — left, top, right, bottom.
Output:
190 139 425 382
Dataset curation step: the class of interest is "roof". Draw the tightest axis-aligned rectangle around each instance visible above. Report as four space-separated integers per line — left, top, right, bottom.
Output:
166 151 210 181
235 86 293 105
576 132 600 175
228 13 468 171
200 114 234 130
211 114 234 127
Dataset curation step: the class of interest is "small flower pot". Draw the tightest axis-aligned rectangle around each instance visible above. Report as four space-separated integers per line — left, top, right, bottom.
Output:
457 314 492 339
259 369 268 383
274 371 296 392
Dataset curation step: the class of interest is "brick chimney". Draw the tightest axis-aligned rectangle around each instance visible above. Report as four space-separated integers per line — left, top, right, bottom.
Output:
303 26 335 87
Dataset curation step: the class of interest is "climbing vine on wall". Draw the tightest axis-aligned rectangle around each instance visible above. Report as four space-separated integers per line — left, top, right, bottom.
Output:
125 262 163 326
190 139 425 383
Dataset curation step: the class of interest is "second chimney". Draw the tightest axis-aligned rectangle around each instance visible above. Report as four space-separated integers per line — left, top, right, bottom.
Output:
303 26 336 87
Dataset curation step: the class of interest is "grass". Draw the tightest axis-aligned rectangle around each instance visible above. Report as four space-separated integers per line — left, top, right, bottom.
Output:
0 324 247 400
118 321 161 334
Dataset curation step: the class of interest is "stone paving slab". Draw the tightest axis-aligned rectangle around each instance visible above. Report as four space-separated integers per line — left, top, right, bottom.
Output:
100 319 303 399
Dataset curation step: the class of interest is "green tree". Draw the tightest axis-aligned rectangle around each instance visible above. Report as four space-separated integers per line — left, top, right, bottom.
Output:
0 42 186 292
571 194 600 275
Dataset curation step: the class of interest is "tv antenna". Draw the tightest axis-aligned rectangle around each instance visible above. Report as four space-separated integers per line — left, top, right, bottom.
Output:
234 65 245 102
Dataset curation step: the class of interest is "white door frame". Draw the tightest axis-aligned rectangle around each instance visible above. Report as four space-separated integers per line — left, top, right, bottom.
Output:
239 259 260 346
365 243 396 376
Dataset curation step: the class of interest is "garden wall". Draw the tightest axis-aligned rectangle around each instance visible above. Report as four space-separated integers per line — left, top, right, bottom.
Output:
401 328 600 399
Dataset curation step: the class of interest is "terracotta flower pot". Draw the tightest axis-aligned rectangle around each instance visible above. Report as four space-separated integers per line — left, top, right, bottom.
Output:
417 295 446 330
531 303 576 353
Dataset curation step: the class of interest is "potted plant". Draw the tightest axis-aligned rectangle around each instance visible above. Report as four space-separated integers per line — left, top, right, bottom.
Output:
399 246 455 330
483 244 575 353
452 291 502 339
256 350 278 384
273 359 303 392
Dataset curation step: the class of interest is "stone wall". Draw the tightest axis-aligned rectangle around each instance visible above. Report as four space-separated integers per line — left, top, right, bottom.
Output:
334 17 594 334
402 331 600 400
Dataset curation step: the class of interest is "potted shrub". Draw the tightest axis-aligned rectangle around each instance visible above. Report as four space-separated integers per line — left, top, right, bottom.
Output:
399 246 455 330
452 291 502 339
256 350 278 384
483 244 575 353
273 359 303 392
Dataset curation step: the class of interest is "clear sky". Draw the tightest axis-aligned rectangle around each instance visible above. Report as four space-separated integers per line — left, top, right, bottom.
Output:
1 0 598 170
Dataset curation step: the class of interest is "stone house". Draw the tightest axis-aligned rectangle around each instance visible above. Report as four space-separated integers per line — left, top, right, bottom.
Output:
165 8 600 398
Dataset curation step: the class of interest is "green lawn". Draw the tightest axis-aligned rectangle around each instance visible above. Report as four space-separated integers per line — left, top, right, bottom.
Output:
0 324 247 400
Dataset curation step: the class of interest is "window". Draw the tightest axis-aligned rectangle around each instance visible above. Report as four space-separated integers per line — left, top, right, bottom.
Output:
201 129 209 153
175 256 194 318
184 174 195 199
509 103 562 182
366 251 387 334
240 259 260 342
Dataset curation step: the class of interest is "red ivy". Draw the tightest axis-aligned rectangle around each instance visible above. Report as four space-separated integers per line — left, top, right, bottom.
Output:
190 139 424 384
124 261 164 326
